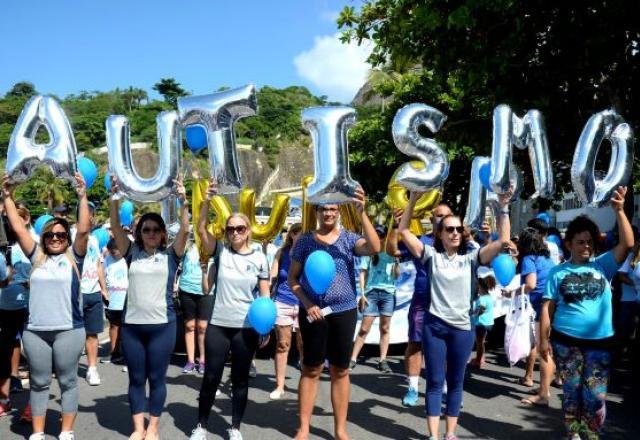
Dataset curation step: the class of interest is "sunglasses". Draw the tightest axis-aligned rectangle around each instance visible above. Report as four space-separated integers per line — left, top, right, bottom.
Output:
444 226 464 234
141 227 162 234
43 231 68 241
226 225 248 235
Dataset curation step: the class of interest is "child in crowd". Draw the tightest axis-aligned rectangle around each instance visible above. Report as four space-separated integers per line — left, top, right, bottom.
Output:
470 272 496 368
102 238 128 365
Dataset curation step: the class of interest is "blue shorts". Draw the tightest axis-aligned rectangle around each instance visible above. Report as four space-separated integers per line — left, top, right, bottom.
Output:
83 292 105 335
363 289 395 317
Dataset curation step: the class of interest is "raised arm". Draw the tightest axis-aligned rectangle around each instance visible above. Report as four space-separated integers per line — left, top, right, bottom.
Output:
353 187 381 256
73 172 91 257
197 178 218 257
385 209 403 257
397 192 425 259
610 186 634 264
2 173 36 256
479 190 512 265
171 178 190 258
108 177 132 256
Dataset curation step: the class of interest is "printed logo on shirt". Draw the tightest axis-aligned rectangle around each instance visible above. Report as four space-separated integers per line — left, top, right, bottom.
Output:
560 272 606 304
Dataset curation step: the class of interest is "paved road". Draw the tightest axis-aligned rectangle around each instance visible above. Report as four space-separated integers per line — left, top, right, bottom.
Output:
1 342 636 439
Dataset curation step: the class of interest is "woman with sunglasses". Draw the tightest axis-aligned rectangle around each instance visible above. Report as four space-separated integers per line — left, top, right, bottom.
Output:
288 188 380 440
398 189 512 440
2 172 90 440
189 179 270 440
109 177 190 440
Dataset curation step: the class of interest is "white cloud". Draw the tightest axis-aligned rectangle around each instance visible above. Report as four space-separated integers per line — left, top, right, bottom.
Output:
293 33 372 103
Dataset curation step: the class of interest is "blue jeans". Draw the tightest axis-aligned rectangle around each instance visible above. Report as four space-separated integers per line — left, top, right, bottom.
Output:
422 314 474 417
363 289 395 317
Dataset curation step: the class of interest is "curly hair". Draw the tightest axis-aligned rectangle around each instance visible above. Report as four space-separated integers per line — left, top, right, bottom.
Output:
564 215 600 254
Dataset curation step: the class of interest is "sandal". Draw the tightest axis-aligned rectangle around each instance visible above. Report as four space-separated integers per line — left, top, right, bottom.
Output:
521 395 549 407
518 377 534 387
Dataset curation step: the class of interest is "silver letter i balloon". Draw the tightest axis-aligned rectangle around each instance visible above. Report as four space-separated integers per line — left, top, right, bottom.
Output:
302 106 360 204
571 110 634 207
106 111 182 202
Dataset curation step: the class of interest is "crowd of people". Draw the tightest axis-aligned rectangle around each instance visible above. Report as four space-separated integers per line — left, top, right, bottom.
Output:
0 174 638 440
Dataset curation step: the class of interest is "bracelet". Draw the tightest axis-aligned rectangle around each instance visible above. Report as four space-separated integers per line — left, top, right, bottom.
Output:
499 208 509 215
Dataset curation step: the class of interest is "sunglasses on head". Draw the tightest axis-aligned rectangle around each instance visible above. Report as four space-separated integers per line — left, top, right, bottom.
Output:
444 226 464 234
43 231 68 241
141 227 162 234
226 225 248 234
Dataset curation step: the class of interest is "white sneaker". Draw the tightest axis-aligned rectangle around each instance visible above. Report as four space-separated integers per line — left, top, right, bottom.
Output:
189 424 207 440
269 389 285 400
227 427 243 440
216 389 222 396
86 367 101 386
29 433 46 440
59 431 75 440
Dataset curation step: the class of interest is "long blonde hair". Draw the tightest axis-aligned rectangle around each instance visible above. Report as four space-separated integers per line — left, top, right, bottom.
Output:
224 213 252 250
32 218 80 279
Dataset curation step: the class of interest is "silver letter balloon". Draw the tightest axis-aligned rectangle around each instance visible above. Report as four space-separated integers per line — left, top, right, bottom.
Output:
571 110 634 207
302 106 360 204
392 103 449 191
106 111 182 202
6 95 78 183
178 84 257 194
490 104 554 198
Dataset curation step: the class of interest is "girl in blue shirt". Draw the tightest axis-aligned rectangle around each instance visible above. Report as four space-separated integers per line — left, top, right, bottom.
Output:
540 186 633 440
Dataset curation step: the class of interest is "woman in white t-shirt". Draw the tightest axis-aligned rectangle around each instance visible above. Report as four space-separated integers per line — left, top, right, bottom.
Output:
189 179 270 440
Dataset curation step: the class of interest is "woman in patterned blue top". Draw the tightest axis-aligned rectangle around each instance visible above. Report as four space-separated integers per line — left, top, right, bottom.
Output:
288 187 380 440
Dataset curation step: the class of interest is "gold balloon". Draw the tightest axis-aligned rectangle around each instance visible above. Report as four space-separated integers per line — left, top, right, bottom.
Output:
385 161 442 235
301 175 361 233
191 179 232 261
239 188 290 242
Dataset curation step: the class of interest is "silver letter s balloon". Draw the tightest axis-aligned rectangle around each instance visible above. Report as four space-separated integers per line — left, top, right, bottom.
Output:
6 95 78 183
106 111 181 202
571 110 634 207
490 104 554 198
392 103 449 191
178 84 257 194
302 106 360 204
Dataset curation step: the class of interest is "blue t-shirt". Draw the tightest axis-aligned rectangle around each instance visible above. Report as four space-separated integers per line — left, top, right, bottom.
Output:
179 245 204 295
0 245 32 310
520 255 555 310
275 249 298 306
360 252 396 295
291 230 362 313
543 251 618 340
473 294 494 327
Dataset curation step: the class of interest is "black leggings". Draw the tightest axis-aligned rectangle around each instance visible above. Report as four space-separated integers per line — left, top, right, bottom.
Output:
0 309 28 380
198 325 258 428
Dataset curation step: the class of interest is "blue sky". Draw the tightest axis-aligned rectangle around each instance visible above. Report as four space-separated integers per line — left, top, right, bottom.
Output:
0 0 371 103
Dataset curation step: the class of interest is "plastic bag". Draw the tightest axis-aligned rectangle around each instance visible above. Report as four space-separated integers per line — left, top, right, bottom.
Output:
504 286 536 367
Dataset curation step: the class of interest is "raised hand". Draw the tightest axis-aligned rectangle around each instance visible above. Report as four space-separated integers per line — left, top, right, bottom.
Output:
2 173 15 199
610 186 627 212
352 186 367 214
174 177 187 203
109 175 120 196
74 172 87 198
206 177 218 200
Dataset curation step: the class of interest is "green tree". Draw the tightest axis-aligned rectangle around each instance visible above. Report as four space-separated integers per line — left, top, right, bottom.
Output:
152 78 189 107
339 0 640 212
5 81 37 98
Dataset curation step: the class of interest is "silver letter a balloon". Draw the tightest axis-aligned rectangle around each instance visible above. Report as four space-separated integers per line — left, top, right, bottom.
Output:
571 110 634 207
392 103 449 191
106 111 182 202
302 106 360 204
177 84 257 194
6 95 78 183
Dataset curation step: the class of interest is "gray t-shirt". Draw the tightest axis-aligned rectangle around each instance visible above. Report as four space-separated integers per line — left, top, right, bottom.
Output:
210 245 269 328
421 245 480 330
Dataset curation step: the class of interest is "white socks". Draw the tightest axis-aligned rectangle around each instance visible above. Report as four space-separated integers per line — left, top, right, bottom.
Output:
408 376 419 390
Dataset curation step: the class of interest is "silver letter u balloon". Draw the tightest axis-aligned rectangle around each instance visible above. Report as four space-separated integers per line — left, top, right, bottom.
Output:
177 84 257 194
391 103 449 191
6 95 78 183
302 106 360 204
106 111 182 202
490 104 554 198
571 110 634 207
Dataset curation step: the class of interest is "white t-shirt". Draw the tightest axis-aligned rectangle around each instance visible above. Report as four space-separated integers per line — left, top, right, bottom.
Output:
546 240 562 265
618 253 640 303
104 255 129 311
79 235 102 294
210 245 269 328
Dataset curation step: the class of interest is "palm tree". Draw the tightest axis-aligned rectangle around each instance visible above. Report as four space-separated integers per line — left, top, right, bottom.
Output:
362 55 422 111
24 168 72 212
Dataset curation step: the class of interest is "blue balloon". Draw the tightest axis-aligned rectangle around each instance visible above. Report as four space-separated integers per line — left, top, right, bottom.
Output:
546 235 562 248
248 297 277 335
536 212 551 226
304 250 336 295
104 173 111 192
77 157 98 189
92 228 110 249
120 200 134 215
119 211 133 228
479 162 492 191
34 214 54 236
185 125 208 153
491 254 516 286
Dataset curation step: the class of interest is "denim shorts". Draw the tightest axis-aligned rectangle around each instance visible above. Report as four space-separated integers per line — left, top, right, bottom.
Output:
363 289 395 317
